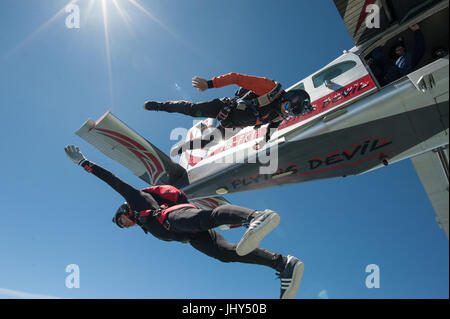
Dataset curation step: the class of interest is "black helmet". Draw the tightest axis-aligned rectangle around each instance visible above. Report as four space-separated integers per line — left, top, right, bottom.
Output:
281 89 311 116
112 202 135 228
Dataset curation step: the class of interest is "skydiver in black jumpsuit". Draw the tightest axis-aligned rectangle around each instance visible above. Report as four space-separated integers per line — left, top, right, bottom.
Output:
64 145 304 298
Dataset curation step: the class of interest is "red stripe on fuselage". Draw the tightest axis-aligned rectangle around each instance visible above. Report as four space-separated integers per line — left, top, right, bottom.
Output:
241 150 396 192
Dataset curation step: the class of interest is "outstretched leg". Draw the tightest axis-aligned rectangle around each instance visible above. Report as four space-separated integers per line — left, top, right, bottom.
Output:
175 126 226 155
143 99 226 118
189 230 304 299
189 229 286 271
167 204 258 233
168 205 280 257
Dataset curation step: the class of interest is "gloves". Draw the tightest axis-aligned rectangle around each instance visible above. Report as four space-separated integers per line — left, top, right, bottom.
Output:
64 145 87 166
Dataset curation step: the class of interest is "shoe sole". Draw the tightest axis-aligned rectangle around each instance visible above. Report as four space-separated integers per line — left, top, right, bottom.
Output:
236 212 280 256
281 261 304 299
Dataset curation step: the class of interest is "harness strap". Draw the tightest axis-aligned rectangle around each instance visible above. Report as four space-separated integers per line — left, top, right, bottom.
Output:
217 82 282 126
235 82 283 124
217 99 235 127
158 203 197 224
254 112 278 126
257 81 283 106
216 105 232 121
138 204 198 231
236 82 283 110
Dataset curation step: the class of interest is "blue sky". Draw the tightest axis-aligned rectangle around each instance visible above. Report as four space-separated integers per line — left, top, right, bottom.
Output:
0 0 448 299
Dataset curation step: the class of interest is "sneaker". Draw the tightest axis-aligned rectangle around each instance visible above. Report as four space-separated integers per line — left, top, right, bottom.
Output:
143 101 162 111
277 255 304 299
236 209 280 256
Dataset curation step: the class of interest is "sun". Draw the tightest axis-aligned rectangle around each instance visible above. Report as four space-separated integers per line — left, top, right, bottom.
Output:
88 0 175 35
87 0 181 106
2 0 187 107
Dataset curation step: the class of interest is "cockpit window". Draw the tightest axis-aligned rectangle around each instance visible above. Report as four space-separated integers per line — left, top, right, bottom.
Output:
312 61 357 88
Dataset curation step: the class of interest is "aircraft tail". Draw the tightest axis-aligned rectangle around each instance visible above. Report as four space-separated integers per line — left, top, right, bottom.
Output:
75 111 187 186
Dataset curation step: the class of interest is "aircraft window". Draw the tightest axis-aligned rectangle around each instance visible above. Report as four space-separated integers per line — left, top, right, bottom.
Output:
291 82 305 91
312 61 357 88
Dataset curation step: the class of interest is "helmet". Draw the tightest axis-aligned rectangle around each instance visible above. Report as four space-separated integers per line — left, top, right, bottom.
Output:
112 203 136 228
281 89 311 116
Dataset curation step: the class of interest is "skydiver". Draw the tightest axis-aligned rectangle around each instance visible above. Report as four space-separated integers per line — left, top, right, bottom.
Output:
143 72 312 150
64 145 305 299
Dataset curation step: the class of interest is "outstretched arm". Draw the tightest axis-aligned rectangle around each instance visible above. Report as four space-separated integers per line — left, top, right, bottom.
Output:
64 145 140 204
410 24 425 68
192 73 277 96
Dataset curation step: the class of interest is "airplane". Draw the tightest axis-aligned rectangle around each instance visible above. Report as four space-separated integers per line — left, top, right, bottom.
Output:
75 0 449 237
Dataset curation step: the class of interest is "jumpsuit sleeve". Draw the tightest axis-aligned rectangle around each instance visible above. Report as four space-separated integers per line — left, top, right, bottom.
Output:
210 72 277 96
80 160 141 204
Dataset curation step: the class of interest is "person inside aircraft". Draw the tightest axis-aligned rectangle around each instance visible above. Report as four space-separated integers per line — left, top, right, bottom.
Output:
64 145 304 299
367 24 425 86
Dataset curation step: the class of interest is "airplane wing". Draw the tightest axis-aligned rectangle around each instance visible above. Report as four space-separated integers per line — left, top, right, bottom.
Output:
75 111 187 186
411 147 449 238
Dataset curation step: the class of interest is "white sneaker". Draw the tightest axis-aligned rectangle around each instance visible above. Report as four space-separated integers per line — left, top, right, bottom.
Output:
236 209 280 256
277 255 304 299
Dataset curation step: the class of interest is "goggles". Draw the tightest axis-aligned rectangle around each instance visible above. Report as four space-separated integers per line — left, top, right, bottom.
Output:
284 94 307 117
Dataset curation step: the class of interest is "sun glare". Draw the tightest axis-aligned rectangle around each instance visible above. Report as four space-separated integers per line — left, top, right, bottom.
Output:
91 0 186 107
101 0 114 107
2 0 198 108
2 0 80 60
